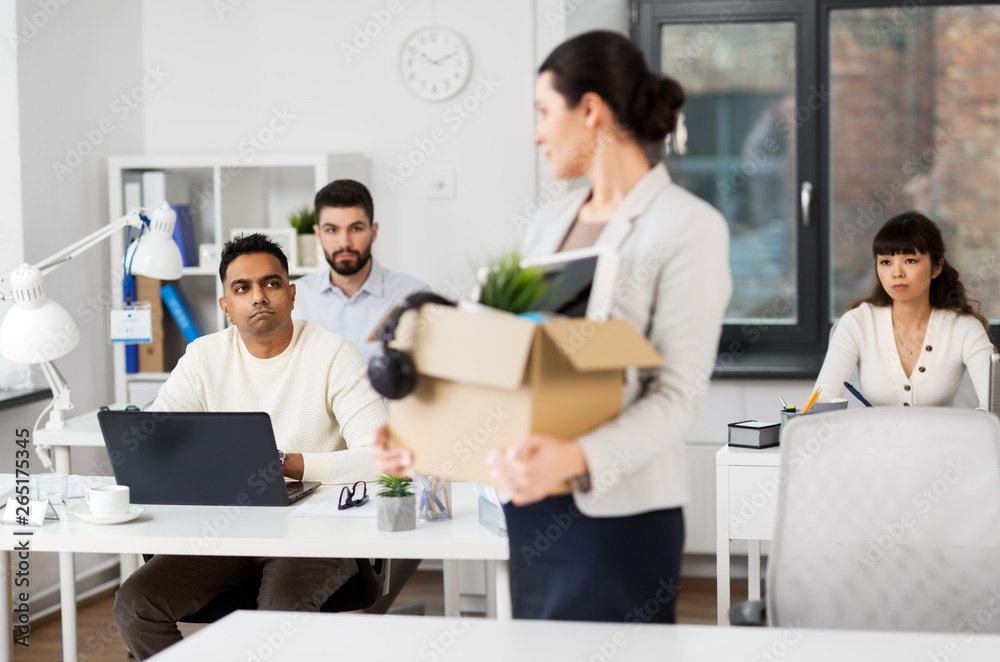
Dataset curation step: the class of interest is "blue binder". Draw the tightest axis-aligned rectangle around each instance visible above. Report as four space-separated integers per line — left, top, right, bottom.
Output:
160 283 205 343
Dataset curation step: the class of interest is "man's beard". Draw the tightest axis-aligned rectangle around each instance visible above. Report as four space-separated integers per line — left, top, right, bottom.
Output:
326 246 372 276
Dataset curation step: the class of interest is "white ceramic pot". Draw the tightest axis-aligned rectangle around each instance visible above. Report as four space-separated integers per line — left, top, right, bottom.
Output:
297 235 317 268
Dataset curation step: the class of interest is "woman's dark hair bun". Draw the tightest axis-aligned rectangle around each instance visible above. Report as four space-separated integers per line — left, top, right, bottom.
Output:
539 30 685 143
631 73 685 142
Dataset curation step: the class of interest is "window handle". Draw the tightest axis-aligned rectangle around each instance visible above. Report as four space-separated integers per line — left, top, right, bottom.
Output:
800 181 814 227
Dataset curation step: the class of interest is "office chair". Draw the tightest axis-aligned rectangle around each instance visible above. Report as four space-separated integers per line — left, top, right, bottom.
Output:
731 407 1000 632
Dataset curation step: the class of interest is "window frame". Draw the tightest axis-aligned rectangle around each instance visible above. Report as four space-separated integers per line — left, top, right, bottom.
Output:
634 0 998 378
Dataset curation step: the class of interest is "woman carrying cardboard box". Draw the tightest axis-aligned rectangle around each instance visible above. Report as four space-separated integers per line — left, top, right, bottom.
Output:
372 30 732 623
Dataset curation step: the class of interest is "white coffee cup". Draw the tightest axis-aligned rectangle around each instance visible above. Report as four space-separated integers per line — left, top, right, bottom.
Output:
86 485 130 515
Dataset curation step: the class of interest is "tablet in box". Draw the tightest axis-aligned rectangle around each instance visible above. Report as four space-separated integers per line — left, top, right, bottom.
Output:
472 247 619 322
388 303 662 486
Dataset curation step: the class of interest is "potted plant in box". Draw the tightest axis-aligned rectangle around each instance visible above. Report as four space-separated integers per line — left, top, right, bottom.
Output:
477 251 554 313
376 475 416 532
287 205 317 268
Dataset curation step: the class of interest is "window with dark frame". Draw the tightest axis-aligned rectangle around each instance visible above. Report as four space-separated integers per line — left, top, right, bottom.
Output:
633 0 1000 378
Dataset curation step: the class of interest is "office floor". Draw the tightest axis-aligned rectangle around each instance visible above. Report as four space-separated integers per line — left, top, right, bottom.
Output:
23 574 748 661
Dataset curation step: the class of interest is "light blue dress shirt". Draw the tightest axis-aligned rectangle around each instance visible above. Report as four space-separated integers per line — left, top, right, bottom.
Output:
291 258 429 366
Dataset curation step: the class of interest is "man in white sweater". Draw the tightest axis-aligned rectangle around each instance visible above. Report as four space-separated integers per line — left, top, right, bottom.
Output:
113 234 388 660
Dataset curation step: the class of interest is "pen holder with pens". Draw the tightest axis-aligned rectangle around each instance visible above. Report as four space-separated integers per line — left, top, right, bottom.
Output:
415 475 452 521
780 398 849 429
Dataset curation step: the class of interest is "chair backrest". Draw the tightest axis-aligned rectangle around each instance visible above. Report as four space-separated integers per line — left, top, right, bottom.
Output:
767 407 1000 632
989 353 1000 416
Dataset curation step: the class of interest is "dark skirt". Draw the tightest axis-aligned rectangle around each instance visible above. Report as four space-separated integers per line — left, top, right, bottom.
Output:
503 494 684 623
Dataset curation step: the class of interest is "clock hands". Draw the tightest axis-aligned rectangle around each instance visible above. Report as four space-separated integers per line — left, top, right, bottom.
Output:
430 51 458 65
415 49 458 66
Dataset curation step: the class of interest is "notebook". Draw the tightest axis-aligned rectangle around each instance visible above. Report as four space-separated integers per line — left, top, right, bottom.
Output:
97 411 319 506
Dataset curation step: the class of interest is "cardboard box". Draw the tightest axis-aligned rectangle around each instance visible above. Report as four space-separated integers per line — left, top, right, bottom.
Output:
134 276 165 373
388 303 662 486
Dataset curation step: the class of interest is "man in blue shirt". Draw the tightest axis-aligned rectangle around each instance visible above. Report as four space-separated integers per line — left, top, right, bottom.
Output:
292 179 427 613
292 179 428 365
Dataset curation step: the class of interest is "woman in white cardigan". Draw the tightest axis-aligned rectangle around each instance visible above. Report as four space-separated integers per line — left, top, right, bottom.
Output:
374 31 731 623
815 211 994 408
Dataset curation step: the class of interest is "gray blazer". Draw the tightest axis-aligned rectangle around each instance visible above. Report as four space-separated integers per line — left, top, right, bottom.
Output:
522 164 732 516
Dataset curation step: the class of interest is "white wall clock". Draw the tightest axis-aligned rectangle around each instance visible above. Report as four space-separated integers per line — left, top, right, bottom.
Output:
400 27 472 102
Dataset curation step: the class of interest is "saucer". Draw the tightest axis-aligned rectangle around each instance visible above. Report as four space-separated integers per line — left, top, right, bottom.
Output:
71 504 144 525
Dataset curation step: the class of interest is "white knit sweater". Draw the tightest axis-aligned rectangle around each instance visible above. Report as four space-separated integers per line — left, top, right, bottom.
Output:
815 303 994 409
152 320 387 484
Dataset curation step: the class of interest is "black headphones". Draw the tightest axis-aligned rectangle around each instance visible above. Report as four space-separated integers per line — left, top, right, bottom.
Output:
367 292 455 400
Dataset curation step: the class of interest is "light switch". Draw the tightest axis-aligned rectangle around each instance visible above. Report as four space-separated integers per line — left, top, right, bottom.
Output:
427 166 456 199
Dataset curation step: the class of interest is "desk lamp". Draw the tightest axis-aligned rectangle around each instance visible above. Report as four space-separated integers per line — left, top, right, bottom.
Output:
0 204 183 453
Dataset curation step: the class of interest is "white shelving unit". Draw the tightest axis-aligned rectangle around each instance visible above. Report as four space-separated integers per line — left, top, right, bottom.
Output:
107 153 369 404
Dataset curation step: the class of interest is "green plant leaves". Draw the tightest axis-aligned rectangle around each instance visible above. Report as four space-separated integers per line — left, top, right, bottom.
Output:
287 205 316 235
377 474 414 498
478 251 553 314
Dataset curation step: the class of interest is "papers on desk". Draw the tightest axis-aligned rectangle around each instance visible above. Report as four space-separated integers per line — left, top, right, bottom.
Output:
288 493 375 519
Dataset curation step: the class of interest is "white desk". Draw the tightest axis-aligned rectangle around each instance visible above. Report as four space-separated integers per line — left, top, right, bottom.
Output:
33 407 110 476
0 482 509 662
151 611 1000 661
716 444 781 625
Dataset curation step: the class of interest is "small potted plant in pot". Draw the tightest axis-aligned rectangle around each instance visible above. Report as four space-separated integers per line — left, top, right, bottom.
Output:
288 205 317 268
376 475 416 532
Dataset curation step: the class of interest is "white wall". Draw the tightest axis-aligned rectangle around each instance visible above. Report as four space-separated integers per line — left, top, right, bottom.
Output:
17 0 146 426
13 0 147 618
140 0 540 297
565 0 630 36
1 3 23 268
0 1 29 388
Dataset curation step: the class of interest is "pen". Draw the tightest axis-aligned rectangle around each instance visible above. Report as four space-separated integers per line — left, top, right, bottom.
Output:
778 396 787 408
801 387 822 414
843 381 873 407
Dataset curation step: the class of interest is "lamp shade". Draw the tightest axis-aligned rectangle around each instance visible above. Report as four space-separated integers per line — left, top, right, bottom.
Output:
0 265 80 364
126 204 183 280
